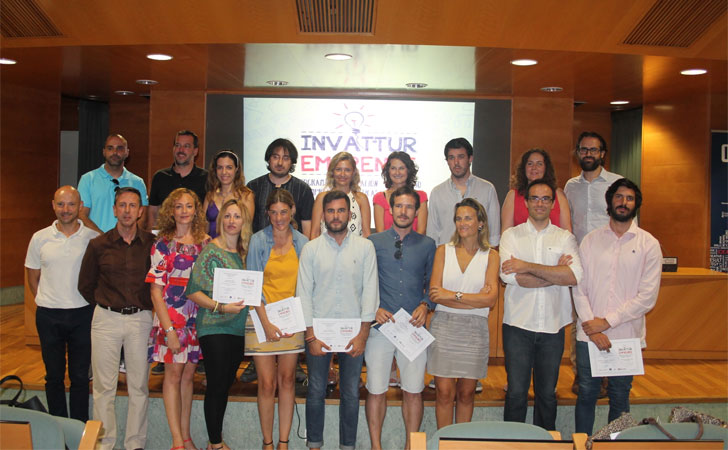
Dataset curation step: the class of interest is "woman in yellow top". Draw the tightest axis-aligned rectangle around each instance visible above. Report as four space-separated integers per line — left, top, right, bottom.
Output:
245 189 309 450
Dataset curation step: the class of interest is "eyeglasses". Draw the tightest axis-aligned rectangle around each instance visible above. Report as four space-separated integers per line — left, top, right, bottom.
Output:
394 239 403 260
111 178 120 192
577 147 602 156
527 195 553 204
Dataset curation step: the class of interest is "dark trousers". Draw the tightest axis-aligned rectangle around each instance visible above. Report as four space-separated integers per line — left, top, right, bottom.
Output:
199 334 245 444
35 305 93 422
503 324 565 430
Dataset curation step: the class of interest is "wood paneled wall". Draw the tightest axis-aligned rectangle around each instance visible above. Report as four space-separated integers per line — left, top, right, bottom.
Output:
511 97 574 190
109 99 151 186
149 91 207 182
641 94 711 268
1 84 60 287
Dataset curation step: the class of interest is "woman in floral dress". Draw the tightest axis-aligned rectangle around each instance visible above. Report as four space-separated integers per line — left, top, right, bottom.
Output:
147 188 210 450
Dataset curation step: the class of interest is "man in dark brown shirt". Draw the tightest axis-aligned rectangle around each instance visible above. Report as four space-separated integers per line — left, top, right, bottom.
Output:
79 187 154 450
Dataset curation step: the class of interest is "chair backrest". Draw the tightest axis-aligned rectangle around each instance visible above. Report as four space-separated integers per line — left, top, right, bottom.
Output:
0 406 65 449
426 421 566 450
0 420 33 449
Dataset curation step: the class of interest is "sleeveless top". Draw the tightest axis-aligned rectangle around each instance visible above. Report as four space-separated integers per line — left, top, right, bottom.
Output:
513 189 561 228
319 191 363 236
436 243 490 318
372 190 428 231
205 202 220 238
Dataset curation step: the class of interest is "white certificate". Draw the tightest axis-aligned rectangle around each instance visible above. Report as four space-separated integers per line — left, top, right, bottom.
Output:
312 318 361 352
212 268 263 305
378 308 435 362
588 338 645 377
249 297 307 343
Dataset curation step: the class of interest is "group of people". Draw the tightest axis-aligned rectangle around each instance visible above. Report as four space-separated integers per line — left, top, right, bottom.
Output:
25 129 661 450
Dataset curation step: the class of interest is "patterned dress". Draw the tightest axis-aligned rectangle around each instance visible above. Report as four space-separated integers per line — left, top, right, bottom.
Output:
146 236 209 364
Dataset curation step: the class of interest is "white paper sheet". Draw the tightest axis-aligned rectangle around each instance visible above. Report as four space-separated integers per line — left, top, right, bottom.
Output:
312 318 361 352
212 268 263 305
249 296 306 343
588 338 645 377
378 308 435 362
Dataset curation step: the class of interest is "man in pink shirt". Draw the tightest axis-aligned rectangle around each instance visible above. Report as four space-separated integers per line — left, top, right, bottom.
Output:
573 178 662 434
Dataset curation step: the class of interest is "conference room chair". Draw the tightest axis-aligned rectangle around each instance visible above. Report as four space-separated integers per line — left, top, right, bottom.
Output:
0 405 102 450
411 420 572 450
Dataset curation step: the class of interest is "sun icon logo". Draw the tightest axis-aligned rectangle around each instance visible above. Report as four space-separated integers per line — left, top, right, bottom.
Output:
334 104 374 135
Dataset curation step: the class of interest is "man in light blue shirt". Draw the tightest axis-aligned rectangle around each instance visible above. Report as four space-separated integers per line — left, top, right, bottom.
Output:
78 134 148 233
365 186 435 450
297 190 379 450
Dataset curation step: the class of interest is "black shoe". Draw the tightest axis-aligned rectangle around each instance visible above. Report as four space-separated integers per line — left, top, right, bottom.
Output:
196 360 205 374
240 360 257 382
295 362 307 382
151 363 165 375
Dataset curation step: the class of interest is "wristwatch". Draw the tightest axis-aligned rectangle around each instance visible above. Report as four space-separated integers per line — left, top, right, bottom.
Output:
455 291 463 302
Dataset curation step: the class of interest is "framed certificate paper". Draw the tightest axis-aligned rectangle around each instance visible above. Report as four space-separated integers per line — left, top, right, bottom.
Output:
588 338 645 377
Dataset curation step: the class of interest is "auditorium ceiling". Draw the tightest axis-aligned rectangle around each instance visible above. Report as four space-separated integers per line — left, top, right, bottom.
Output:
1 0 726 112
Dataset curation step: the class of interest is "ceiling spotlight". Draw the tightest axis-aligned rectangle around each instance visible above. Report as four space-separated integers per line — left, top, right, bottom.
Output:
610 100 630 105
325 53 353 61
136 79 158 85
0 58 17 65
511 59 538 66
146 53 173 61
114 90 135 96
540 86 563 92
266 80 289 86
405 82 428 89
680 68 707 76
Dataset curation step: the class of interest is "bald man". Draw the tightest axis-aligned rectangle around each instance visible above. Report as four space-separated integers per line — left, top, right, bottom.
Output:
25 186 99 421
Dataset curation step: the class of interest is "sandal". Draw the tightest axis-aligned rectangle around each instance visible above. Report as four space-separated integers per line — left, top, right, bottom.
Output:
263 440 274 449
183 438 196 450
277 439 289 450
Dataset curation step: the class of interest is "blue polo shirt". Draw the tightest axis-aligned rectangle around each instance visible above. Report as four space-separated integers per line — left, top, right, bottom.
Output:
77 164 148 232
368 227 436 314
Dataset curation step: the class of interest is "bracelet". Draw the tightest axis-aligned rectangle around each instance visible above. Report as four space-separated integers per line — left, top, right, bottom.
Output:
304 336 316 343
419 301 430 311
164 326 174 333
212 301 219 313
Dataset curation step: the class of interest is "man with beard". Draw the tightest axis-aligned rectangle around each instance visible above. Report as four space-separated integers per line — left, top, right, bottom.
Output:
427 137 500 247
499 179 582 430
247 138 314 237
25 186 98 422
365 186 435 450
79 187 155 450
78 134 148 233
564 131 628 395
297 190 379 450
147 130 207 229
573 178 661 434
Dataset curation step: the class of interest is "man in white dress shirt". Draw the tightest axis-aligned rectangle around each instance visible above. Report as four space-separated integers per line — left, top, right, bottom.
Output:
499 178 582 431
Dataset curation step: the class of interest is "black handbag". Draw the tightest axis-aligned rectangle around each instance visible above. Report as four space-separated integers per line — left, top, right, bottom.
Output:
0 375 47 413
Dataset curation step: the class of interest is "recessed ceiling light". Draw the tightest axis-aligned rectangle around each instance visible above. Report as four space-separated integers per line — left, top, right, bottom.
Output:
146 53 173 61
0 58 17 65
405 82 428 89
610 100 630 105
325 53 352 61
540 86 563 92
136 79 158 85
266 80 289 86
511 59 538 66
680 68 707 76
114 90 135 96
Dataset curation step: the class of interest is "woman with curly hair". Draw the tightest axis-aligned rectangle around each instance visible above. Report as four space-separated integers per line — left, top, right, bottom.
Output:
186 198 252 450
203 150 255 238
373 151 428 234
309 151 371 239
146 187 211 450
500 148 571 232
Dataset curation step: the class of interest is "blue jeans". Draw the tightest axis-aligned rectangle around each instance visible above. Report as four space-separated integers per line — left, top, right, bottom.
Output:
575 341 633 434
502 324 564 430
36 305 93 422
305 349 363 450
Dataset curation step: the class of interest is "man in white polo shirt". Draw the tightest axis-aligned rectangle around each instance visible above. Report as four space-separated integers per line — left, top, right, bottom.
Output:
25 186 99 421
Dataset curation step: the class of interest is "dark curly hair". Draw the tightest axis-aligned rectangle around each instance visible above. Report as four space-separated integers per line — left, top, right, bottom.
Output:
511 148 557 197
381 151 418 189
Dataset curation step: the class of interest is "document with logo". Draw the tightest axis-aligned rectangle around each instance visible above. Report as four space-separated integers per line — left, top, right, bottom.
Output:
312 318 361 352
249 297 306 343
378 308 435 362
588 338 645 377
212 268 263 305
